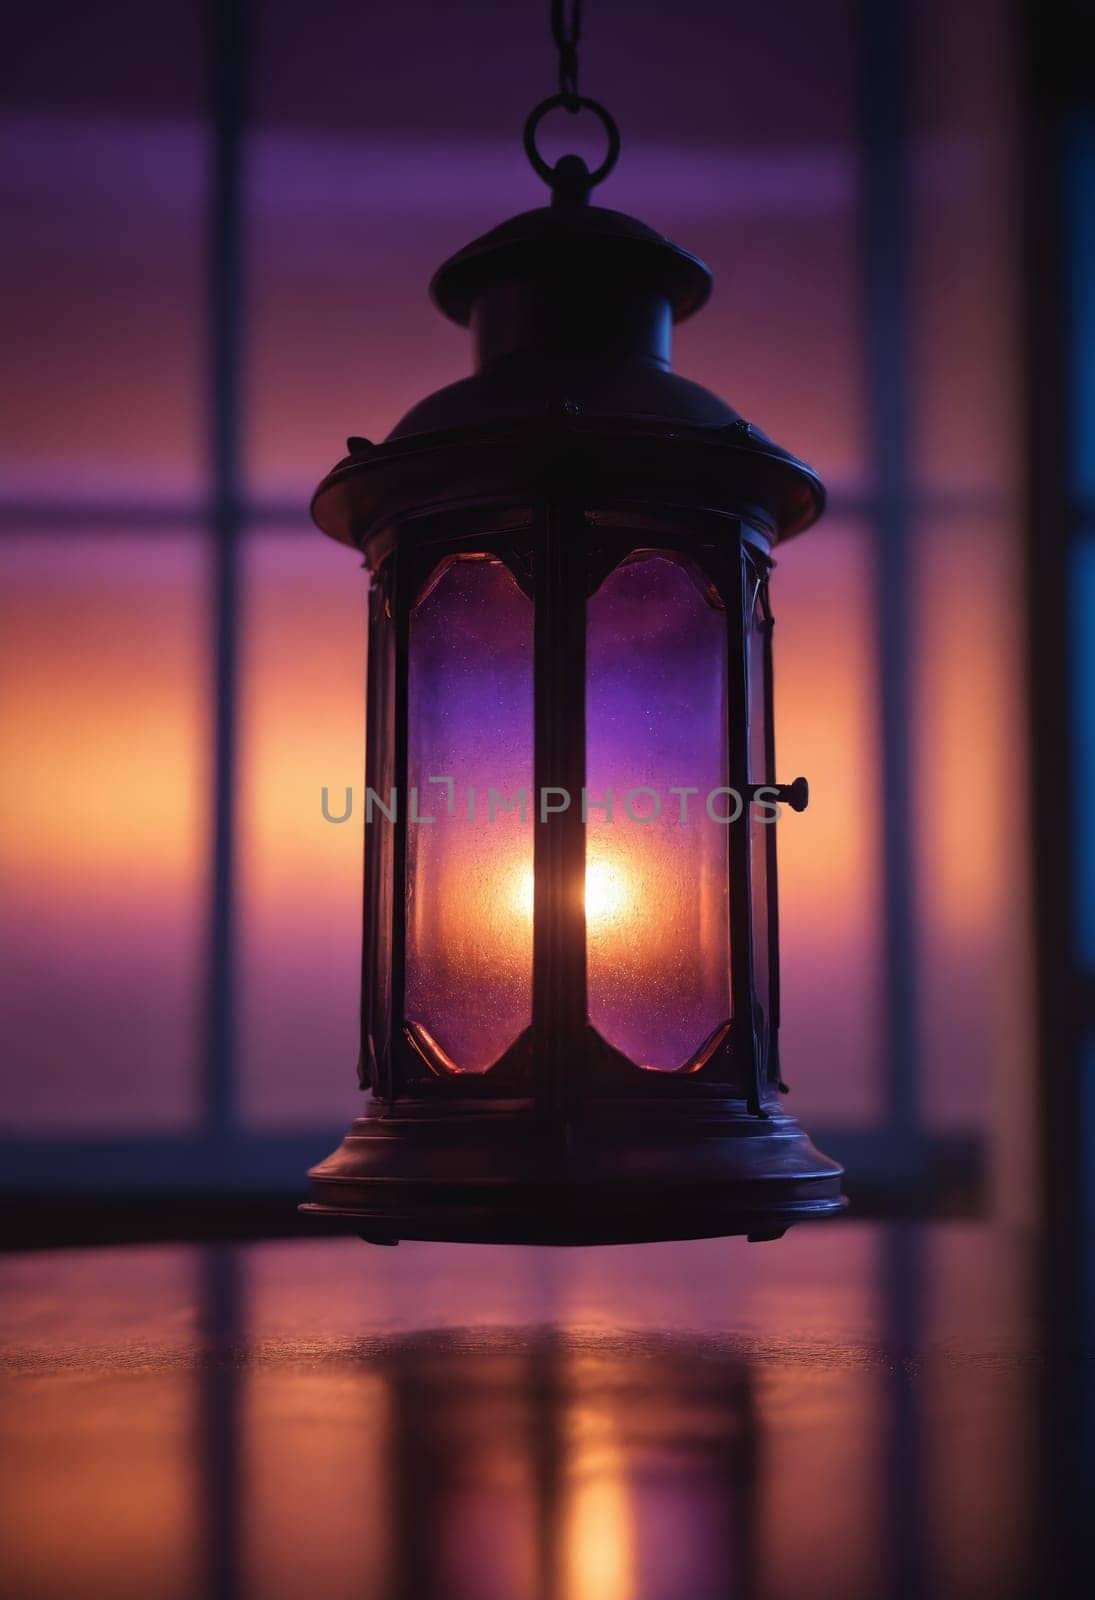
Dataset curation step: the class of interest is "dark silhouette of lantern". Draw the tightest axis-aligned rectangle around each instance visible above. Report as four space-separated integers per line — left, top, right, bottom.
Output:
303 92 844 1243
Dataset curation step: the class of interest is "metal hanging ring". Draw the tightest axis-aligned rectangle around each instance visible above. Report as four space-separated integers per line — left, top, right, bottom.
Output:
523 93 621 191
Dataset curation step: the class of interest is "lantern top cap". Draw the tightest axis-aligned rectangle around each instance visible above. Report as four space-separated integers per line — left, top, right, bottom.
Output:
430 201 713 328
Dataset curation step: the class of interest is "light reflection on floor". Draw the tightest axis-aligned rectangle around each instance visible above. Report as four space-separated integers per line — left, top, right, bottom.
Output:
0 1223 1087 1599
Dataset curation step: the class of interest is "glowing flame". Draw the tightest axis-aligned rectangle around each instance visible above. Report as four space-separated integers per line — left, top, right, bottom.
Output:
512 856 632 928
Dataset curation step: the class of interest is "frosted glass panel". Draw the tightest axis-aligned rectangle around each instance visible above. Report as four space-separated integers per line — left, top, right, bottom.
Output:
586 553 730 1071
406 556 534 1072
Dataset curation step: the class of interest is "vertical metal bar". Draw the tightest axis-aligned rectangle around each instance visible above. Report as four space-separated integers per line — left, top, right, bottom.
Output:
389 541 412 1099
728 531 761 1113
859 10 925 1581
203 0 247 1142
532 505 587 1128
858 0 920 1145
759 577 785 1086
1023 0 1085 1236
361 570 396 1100
1024 3 1095 1584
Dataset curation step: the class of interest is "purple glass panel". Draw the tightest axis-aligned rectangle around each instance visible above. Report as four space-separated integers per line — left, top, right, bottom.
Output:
406 556 534 1072
586 552 730 1070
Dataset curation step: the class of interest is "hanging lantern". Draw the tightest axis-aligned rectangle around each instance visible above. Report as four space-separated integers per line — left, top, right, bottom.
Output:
303 31 844 1242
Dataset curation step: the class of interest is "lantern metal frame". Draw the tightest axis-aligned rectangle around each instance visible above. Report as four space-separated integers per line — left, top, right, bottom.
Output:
302 176 845 1244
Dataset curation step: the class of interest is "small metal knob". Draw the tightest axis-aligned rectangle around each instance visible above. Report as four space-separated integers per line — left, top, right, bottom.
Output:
776 776 809 813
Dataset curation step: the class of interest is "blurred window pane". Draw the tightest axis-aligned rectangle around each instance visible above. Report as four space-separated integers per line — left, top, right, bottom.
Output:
1 97 206 504
236 531 366 1127
0 533 209 1130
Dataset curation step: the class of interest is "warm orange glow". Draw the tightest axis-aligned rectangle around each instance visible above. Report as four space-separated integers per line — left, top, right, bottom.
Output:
512 853 633 929
407 819 534 1070
235 533 366 1125
243 1370 392 1598
1 541 208 900
237 535 364 910
773 522 884 1120
0 1248 204 1600
586 857 631 923
0 536 208 1130
564 1407 636 1600
914 520 1023 938
913 517 1033 1137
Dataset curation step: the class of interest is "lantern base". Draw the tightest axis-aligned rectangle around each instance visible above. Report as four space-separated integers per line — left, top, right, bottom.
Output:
302 1097 845 1246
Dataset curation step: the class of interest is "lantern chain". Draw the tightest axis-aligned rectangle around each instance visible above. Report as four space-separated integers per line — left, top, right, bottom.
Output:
525 0 620 202
551 0 582 107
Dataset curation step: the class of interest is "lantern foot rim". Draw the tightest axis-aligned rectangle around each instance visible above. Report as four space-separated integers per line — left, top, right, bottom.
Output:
298 1198 846 1248
301 1100 846 1246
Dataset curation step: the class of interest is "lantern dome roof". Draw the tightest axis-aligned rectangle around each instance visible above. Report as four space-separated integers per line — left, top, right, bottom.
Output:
311 197 825 556
430 203 712 327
